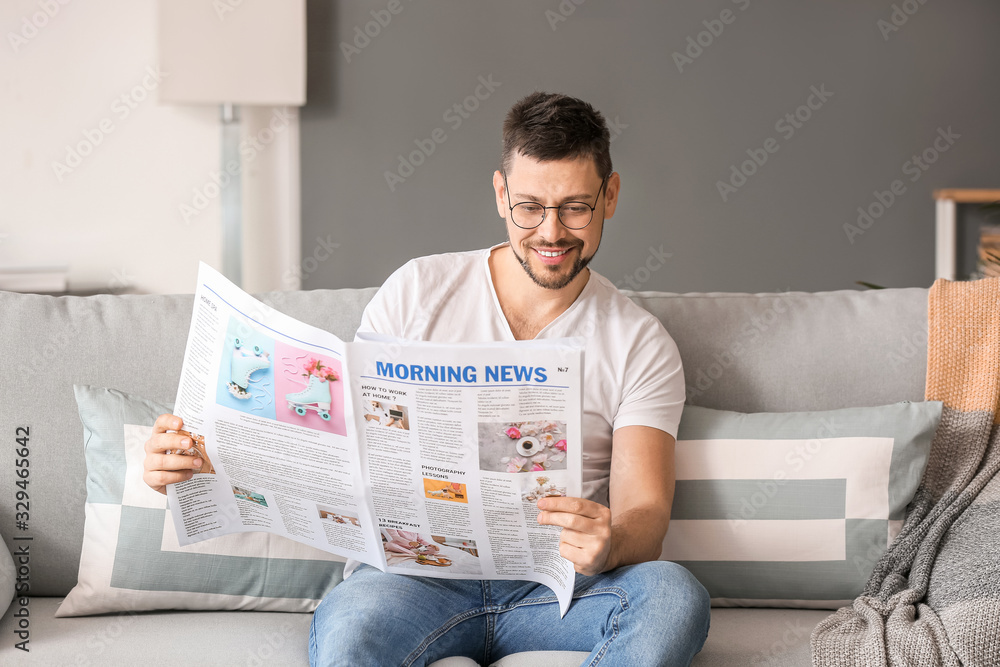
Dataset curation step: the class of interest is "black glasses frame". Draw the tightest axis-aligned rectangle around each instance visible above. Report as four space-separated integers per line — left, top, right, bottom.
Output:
502 171 609 230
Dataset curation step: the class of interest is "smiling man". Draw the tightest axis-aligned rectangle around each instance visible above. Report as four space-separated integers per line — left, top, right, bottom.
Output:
142 92 709 666
308 92 711 666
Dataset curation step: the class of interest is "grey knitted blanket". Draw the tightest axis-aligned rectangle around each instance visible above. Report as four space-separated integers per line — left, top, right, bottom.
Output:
811 277 1000 666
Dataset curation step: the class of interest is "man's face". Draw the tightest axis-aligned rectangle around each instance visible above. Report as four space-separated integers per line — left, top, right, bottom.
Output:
493 154 618 291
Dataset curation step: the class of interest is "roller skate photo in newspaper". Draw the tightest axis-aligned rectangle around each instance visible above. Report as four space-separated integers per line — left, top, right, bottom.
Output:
227 337 271 399
286 358 337 420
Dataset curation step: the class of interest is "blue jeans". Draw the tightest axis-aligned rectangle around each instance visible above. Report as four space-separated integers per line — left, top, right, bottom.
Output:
310 561 710 666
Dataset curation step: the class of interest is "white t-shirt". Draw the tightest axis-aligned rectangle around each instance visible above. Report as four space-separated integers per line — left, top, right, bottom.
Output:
356 244 685 506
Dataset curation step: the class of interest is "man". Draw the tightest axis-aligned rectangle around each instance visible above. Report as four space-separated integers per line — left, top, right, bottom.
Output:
144 92 710 666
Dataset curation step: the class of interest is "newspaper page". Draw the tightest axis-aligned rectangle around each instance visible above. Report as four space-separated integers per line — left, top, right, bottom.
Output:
350 333 583 615
167 262 584 615
167 263 382 567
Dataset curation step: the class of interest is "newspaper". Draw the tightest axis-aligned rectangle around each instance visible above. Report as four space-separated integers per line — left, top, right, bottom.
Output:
166 262 584 615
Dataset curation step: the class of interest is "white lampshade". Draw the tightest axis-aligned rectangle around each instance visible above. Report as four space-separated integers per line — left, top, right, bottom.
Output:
158 0 306 106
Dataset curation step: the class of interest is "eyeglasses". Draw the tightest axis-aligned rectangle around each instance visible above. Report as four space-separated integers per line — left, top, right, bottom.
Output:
502 171 608 230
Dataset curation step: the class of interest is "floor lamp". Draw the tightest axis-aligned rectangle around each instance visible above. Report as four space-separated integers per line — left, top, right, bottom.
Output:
157 0 306 287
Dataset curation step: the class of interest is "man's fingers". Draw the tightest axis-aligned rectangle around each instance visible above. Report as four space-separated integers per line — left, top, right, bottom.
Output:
558 538 604 577
536 496 606 518
537 509 590 531
536 498 611 532
164 452 203 470
143 415 197 495
554 527 595 550
145 431 192 455
152 413 184 434
559 539 586 558
143 468 195 489
537 512 612 546
145 452 203 474
541 513 609 540
533 497 613 575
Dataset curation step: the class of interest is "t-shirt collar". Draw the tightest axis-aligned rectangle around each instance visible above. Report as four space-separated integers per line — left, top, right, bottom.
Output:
482 242 595 340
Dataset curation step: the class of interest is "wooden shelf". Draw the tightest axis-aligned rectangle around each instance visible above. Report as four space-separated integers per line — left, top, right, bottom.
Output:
933 189 1000 203
935 188 1000 280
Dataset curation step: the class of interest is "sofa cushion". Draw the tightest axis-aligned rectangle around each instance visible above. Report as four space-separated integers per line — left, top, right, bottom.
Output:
663 401 942 608
57 385 345 617
0 536 14 619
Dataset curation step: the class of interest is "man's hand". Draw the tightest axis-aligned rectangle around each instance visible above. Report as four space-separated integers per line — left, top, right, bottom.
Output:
537 425 676 576
142 414 202 495
536 496 613 576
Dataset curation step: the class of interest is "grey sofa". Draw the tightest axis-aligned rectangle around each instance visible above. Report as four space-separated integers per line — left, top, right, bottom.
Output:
0 284 929 666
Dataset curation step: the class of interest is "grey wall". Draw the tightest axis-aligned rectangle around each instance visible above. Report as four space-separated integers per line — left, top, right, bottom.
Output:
301 0 1000 293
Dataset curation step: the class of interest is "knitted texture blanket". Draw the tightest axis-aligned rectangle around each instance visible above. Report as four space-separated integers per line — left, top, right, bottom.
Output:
812 277 1000 666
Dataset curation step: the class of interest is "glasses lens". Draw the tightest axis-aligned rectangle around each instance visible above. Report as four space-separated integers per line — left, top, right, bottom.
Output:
558 203 593 229
511 203 544 229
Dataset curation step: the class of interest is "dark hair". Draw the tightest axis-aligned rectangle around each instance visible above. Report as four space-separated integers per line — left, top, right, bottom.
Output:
501 92 612 180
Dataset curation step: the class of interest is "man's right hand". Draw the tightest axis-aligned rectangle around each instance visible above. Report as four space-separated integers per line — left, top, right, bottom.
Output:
142 414 202 495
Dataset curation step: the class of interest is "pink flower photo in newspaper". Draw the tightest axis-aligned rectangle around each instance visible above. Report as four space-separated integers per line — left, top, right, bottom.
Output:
476 420 568 473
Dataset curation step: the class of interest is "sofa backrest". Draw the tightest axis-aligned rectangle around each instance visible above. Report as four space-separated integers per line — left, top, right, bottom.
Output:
0 286 929 597
629 288 928 412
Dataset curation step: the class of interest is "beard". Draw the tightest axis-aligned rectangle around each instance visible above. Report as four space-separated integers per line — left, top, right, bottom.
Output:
508 239 595 290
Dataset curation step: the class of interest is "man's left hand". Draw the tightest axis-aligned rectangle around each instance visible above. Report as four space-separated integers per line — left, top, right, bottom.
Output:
536 496 612 576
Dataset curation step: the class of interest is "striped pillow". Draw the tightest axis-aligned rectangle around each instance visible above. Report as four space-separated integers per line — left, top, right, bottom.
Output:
57 385 345 617
662 402 942 609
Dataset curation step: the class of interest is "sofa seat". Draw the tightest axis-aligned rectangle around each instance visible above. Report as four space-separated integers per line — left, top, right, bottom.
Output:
0 597 825 665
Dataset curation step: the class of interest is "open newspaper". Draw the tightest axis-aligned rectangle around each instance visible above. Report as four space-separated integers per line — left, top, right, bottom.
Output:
167 263 584 615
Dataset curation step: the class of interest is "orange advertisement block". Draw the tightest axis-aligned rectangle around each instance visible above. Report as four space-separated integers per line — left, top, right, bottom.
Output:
422 479 468 504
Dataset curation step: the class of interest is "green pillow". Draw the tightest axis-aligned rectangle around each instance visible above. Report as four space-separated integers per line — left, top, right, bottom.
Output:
57 385 344 617
662 401 942 608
